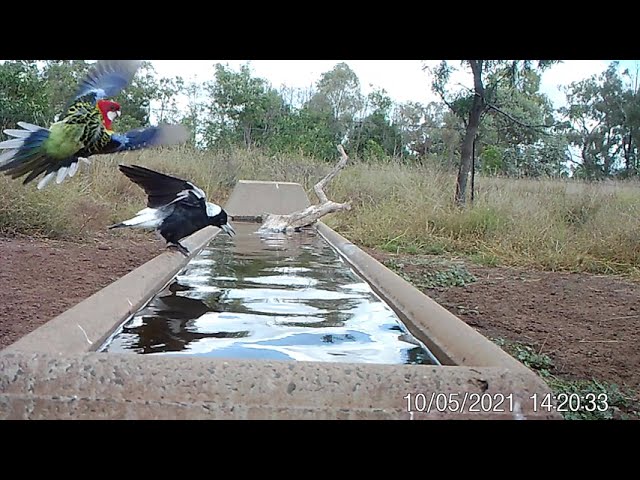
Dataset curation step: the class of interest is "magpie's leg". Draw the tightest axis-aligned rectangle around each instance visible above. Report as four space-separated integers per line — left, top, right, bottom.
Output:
167 242 190 256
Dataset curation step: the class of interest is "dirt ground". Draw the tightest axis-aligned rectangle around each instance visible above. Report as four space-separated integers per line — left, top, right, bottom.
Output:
1 233 638 409
366 248 640 399
0 233 160 350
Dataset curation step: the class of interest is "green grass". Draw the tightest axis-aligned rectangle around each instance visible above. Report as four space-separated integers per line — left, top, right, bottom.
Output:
492 337 639 420
1 145 639 277
383 257 477 289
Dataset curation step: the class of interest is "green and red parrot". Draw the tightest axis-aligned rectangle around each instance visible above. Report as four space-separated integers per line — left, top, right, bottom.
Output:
0 60 188 189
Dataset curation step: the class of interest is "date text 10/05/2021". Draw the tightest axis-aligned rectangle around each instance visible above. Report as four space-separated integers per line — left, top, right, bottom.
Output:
403 392 610 414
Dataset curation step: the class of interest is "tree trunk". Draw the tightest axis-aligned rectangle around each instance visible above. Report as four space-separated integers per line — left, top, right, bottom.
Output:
625 130 634 175
243 125 252 148
455 60 485 207
470 136 476 205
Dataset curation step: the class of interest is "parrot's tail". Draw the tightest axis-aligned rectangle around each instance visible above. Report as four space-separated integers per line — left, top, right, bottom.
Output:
0 122 73 190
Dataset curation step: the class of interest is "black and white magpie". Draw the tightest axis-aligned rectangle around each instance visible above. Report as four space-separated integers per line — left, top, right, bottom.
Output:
109 164 235 255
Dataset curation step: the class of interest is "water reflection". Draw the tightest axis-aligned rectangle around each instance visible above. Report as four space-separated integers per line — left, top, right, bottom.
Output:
101 223 438 365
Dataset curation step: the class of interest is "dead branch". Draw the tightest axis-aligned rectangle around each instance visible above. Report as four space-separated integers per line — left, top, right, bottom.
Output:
258 145 352 233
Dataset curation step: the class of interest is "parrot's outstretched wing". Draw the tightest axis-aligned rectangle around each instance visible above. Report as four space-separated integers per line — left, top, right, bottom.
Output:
104 124 190 154
72 60 142 103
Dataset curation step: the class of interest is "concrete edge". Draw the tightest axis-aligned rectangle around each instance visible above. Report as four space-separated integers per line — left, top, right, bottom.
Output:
2 226 221 355
225 179 312 218
0 351 562 419
315 222 542 378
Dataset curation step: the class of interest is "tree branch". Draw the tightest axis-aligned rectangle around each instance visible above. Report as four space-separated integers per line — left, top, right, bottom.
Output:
258 145 352 233
313 144 349 204
609 140 625 161
434 89 460 121
565 155 582 166
485 102 559 129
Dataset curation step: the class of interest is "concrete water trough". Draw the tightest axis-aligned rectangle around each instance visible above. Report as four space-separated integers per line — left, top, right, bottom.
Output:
0 180 560 419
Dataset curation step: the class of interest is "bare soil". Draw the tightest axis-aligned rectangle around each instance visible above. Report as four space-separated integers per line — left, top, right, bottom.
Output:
366 248 640 398
1 234 638 405
0 233 160 350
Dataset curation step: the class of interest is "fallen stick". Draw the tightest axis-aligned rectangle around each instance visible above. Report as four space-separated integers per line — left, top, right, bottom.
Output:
258 145 352 233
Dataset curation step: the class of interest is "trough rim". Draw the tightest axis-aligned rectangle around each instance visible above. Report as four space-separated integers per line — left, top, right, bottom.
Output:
315 221 540 377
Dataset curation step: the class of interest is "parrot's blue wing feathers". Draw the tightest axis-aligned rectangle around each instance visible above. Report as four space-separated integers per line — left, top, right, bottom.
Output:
73 60 142 103
110 124 189 152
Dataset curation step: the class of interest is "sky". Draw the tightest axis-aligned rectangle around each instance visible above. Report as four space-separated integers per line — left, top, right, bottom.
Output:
149 60 639 110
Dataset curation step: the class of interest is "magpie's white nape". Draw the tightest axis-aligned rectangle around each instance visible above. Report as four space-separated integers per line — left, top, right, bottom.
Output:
110 164 234 254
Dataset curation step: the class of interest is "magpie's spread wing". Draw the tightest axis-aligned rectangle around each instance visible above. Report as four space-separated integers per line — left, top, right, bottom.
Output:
118 164 207 209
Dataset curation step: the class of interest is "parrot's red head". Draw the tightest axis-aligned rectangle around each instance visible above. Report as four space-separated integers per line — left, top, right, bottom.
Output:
97 99 121 131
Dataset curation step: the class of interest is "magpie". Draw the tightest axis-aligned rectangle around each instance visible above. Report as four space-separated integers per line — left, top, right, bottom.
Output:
109 164 235 255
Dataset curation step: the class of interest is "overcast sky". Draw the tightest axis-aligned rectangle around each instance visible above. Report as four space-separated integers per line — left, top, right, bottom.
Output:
150 60 639 109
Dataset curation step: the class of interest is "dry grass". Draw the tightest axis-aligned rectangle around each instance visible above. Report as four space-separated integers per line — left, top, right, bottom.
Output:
1 146 639 277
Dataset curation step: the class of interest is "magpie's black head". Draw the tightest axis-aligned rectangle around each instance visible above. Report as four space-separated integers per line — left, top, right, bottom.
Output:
208 207 235 237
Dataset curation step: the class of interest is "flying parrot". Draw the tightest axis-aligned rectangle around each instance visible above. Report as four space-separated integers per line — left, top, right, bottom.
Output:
0 60 189 189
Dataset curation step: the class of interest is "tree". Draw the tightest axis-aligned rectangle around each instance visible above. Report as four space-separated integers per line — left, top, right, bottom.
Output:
393 101 463 165
180 81 206 148
266 106 338 160
154 75 185 124
620 64 640 176
0 61 50 131
477 68 568 177
204 63 285 149
429 60 558 205
348 88 404 158
307 62 364 143
561 62 630 179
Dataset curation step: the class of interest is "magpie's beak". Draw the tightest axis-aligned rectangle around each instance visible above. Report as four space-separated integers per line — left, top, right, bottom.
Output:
221 223 236 237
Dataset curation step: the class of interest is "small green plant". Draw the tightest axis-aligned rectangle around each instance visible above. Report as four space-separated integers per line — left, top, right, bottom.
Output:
467 252 500 267
545 377 638 420
493 337 554 373
493 338 553 375
381 241 424 255
384 258 476 289
492 337 639 420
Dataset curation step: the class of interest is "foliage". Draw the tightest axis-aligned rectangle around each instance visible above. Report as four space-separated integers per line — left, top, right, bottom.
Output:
492 337 639 420
561 61 640 178
0 61 51 130
348 89 405 158
384 257 477 289
307 62 364 143
203 63 286 150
